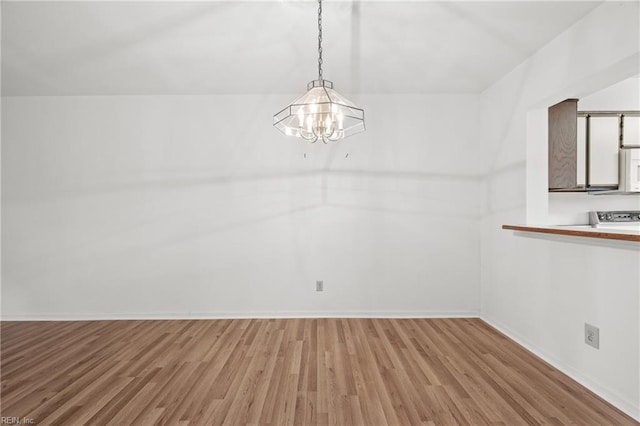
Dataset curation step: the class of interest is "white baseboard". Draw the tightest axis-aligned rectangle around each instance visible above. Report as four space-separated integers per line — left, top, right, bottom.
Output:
481 315 640 422
1 310 480 322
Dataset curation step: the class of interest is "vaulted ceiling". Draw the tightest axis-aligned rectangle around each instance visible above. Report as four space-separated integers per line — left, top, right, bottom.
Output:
2 1 602 96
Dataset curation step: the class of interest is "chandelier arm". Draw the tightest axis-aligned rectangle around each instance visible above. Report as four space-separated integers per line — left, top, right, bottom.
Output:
327 130 341 141
299 128 318 143
311 123 322 140
325 126 337 141
313 123 331 144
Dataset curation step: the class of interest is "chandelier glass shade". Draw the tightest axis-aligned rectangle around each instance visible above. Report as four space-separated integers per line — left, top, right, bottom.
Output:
273 79 365 143
273 0 365 144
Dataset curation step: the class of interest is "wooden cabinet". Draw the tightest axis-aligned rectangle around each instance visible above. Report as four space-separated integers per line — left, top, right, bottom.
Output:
548 99 578 190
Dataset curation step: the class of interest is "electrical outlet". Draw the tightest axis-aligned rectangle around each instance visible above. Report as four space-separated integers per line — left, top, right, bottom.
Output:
585 323 599 349
316 280 323 292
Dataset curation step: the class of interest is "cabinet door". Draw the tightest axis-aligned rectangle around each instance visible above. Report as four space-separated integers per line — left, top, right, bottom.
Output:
548 99 577 189
623 116 639 147
588 117 619 186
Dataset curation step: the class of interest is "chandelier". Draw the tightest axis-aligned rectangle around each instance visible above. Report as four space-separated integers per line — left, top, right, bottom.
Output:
273 0 365 144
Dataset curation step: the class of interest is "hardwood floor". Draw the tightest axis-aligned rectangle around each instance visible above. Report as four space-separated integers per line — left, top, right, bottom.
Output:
1 318 636 425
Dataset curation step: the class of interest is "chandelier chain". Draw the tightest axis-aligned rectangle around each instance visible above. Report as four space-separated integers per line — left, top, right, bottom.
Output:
317 0 323 81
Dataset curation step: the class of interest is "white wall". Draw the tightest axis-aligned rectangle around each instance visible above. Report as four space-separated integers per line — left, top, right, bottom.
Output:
480 2 640 420
578 75 640 111
0 2 3 317
1 93 482 319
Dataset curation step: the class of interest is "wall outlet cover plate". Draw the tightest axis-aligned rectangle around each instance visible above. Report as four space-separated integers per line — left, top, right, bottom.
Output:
585 323 599 349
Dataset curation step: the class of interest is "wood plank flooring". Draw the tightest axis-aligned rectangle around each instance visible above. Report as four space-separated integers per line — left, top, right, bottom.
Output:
1 318 636 425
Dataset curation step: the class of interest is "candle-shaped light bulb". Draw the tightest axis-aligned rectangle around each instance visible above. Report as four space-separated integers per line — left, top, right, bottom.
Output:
337 112 344 130
297 109 304 127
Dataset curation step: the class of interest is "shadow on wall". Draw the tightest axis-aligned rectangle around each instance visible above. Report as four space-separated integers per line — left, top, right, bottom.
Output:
1 90 484 316
1 166 483 316
479 56 533 220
